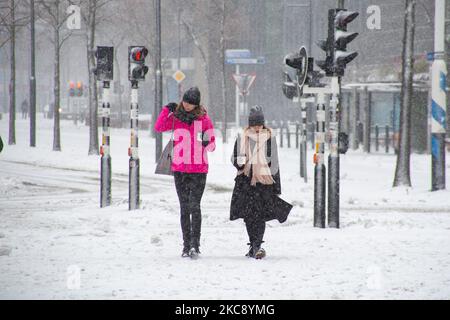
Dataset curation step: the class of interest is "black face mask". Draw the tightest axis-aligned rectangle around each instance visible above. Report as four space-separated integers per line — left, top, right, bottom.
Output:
174 107 198 125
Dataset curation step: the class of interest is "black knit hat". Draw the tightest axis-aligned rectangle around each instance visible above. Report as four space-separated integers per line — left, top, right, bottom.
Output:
183 87 201 106
248 105 265 126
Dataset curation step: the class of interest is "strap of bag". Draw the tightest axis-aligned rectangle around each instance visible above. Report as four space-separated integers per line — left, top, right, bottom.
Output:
169 113 175 159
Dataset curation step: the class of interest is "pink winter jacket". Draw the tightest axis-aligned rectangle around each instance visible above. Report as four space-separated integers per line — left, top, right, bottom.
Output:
154 106 216 173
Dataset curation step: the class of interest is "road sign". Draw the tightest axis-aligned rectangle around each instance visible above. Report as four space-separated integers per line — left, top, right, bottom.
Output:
225 49 251 59
232 73 256 96
226 57 265 65
172 70 186 83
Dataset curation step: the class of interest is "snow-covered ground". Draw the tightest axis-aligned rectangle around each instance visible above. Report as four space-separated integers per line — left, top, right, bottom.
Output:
1 115 450 299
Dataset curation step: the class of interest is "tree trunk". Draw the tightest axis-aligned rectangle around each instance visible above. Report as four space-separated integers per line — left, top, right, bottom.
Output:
87 0 99 155
30 0 36 147
53 24 61 151
219 0 227 143
154 0 163 161
393 0 415 187
8 0 16 145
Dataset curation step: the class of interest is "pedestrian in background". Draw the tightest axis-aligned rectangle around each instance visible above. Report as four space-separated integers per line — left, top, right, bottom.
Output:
21 99 29 119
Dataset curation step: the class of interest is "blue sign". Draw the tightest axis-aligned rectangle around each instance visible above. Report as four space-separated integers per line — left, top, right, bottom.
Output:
225 49 251 59
427 52 435 62
225 56 266 65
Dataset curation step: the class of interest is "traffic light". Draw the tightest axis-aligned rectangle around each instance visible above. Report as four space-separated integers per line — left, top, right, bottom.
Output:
305 57 325 87
316 9 358 77
69 81 75 97
76 81 83 97
315 39 333 76
128 46 149 81
333 9 358 76
94 46 114 81
284 46 308 88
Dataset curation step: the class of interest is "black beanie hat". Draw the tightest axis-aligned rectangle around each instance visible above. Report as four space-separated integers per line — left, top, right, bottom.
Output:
248 105 265 126
183 87 201 106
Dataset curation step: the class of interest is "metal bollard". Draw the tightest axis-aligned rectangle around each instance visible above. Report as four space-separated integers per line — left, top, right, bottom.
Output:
385 125 390 153
286 124 291 148
375 125 379 152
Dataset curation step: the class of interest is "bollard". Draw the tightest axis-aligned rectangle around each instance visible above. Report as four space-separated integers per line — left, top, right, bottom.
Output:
357 122 363 147
279 125 284 148
286 124 291 148
375 125 379 152
385 125 390 153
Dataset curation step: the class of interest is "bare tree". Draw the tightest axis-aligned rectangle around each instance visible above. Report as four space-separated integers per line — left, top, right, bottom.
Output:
217 0 227 142
181 0 242 142
0 0 29 145
77 0 108 155
37 0 73 151
393 0 416 187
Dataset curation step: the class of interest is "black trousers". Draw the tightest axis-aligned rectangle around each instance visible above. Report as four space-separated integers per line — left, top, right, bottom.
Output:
244 216 266 246
174 172 207 248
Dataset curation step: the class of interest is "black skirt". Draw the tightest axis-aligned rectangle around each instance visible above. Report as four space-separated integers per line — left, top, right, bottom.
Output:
230 174 293 223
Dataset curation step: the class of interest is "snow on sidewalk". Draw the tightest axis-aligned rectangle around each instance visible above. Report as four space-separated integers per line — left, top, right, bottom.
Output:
1 117 450 299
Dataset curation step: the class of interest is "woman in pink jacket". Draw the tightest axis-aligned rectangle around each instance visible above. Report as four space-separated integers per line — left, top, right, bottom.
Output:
154 87 216 258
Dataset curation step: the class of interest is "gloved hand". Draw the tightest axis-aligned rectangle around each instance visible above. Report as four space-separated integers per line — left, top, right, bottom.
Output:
201 132 210 147
166 102 177 113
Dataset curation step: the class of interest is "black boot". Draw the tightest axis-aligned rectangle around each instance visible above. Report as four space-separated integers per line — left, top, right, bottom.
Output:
245 243 254 258
181 246 190 258
253 241 266 260
245 221 256 258
190 210 201 259
189 237 201 259
180 212 191 258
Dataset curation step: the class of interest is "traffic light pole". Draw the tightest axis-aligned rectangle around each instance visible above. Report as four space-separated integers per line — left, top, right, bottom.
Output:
100 81 112 208
299 97 313 183
328 76 340 228
129 81 140 210
431 0 447 191
235 64 240 128
314 92 326 228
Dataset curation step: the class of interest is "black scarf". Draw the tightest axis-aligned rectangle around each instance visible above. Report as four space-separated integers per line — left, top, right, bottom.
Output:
174 108 199 125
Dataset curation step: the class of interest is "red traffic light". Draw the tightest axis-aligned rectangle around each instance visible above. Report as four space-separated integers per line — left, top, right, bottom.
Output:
129 46 149 81
131 47 148 62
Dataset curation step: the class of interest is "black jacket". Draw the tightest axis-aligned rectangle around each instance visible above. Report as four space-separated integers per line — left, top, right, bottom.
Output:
230 133 281 195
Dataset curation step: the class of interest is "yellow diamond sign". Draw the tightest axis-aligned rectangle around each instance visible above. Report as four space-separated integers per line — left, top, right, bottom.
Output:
172 70 186 83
